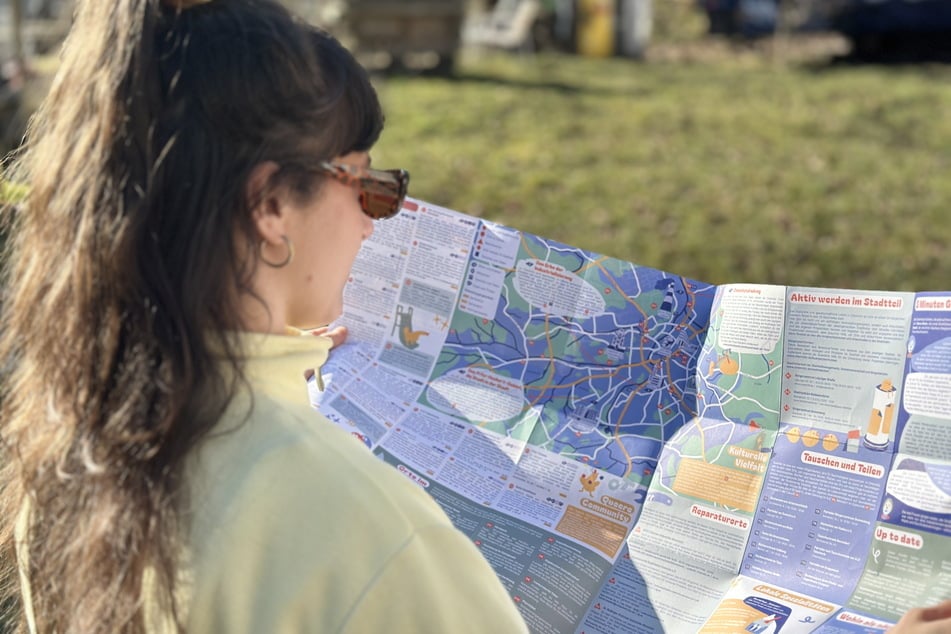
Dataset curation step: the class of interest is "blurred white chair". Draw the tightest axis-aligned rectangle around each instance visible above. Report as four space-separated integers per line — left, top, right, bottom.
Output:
464 0 542 51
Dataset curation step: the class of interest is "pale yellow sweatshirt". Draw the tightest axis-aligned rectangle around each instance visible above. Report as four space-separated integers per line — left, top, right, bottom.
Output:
19 331 528 633
174 331 529 632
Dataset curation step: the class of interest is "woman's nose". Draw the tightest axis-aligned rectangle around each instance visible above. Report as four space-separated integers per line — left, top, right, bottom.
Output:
362 213 374 240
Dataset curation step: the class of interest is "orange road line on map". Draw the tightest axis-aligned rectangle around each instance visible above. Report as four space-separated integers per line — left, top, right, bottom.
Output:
527 317 557 407
522 360 652 394
577 255 609 274
520 234 541 260
516 360 648 425
665 365 697 419
679 291 708 457
692 416 706 457
613 380 650 478
616 437 634 478
595 262 648 319
664 279 703 335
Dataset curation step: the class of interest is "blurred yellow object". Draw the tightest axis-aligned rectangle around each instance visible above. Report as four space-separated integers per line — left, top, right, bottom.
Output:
577 0 615 58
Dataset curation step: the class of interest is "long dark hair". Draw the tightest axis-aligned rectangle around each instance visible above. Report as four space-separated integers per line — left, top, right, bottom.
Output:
0 0 383 631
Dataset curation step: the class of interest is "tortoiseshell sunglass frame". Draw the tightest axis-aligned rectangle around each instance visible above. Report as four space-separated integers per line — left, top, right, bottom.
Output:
318 161 410 220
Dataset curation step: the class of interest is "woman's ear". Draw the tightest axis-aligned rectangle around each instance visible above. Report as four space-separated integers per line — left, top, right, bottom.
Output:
245 161 288 244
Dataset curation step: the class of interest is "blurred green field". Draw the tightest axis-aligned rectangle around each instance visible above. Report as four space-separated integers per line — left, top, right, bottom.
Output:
369 40 951 292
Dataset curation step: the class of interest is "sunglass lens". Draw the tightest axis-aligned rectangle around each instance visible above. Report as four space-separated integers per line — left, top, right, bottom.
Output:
360 191 400 219
359 170 408 219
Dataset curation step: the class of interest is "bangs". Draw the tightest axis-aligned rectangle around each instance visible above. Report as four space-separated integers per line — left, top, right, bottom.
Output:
312 28 384 157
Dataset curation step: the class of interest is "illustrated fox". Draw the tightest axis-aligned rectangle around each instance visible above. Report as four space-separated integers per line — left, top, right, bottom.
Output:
579 470 602 497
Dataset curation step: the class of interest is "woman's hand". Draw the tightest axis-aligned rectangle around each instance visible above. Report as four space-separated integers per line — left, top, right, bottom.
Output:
311 325 348 348
302 326 348 384
888 600 951 633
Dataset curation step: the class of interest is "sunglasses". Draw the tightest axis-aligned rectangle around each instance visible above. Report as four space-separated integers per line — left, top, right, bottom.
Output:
317 161 410 220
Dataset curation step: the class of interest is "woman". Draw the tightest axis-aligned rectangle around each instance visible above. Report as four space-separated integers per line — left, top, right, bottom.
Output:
0 0 528 632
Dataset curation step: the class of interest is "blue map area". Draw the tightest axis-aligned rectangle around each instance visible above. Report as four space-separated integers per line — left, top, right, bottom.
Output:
421 228 715 484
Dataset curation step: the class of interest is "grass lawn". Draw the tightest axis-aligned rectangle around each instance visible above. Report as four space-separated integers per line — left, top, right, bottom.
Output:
369 39 951 293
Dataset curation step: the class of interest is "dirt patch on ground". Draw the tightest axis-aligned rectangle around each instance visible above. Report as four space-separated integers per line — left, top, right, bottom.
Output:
647 33 851 66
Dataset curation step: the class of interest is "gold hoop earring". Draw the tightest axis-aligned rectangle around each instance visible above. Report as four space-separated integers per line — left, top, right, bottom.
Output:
260 235 294 268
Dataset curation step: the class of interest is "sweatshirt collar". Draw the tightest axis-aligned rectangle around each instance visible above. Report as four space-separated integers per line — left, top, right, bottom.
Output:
227 329 334 398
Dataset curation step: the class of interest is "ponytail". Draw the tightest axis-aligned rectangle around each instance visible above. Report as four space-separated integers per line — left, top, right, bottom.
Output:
0 1 384 631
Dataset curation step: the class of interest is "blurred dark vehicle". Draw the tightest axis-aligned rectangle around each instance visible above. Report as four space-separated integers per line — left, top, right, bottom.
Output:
826 0 951 57
696 0 951 57
695 0 779 37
